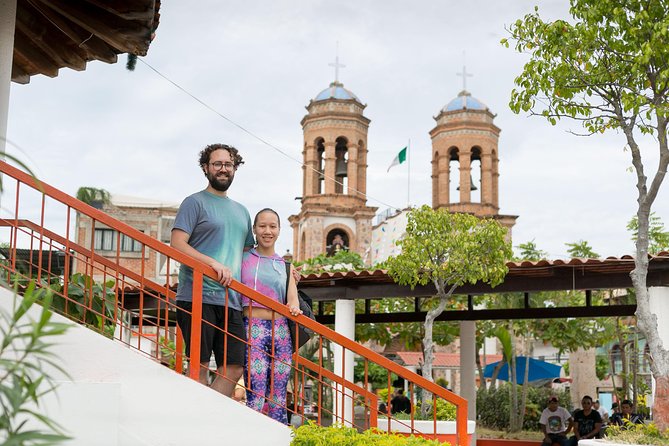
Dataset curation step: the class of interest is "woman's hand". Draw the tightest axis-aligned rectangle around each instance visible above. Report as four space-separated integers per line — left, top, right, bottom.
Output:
288 300 303 317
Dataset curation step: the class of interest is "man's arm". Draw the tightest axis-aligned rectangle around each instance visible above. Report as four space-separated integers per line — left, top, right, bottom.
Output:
171 229 232 286
573 420 581 440
586 422 602 439
566 416 574 435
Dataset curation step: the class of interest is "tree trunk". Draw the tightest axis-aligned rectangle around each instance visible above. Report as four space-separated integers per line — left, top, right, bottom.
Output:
621 113 669 431
518 340 532 431
508 322 520 432
421 279 456 418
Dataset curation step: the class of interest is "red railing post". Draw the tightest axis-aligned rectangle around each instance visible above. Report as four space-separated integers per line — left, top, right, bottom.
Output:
189 271 203 381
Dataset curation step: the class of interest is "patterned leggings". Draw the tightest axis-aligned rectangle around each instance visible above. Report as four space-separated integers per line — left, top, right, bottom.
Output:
244 317 293 424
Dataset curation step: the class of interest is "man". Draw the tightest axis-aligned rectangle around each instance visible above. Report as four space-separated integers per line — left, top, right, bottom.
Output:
593 400 609 424
390 389 412 415
172 143 254 397
610 399 644 427
570 395 602 446
539 396 573 446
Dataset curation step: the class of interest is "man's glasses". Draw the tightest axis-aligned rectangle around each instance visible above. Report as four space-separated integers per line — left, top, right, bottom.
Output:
209 161 236 171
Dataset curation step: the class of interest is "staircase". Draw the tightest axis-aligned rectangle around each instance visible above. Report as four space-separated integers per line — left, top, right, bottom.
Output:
0 160 470 445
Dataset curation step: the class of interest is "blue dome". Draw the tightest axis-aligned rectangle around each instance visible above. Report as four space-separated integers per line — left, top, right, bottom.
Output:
314 82 359 101
442 90 488 112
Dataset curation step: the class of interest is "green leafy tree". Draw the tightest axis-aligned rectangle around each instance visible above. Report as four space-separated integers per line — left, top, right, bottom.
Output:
506 0 669 429
75 187 111 208
386 205 511 416
627 213 669 255
515 240 547 261
565 240 600 258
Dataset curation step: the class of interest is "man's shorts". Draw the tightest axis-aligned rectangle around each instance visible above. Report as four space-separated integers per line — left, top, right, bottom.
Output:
176 301 246 367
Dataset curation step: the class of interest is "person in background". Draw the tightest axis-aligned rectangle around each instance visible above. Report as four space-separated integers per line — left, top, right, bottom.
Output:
570 395 602 446
593 400 609 424
609 399 644 427
241 208 301 425
539 396 573 446
390 389 411 414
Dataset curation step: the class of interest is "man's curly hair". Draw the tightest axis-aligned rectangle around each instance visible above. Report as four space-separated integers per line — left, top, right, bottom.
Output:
198 144 244 169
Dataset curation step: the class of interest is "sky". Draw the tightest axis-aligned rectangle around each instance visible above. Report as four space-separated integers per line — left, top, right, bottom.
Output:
6 0 669 260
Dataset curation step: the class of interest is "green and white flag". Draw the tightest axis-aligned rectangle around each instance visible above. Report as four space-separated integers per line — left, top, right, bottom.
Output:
387 146 407 172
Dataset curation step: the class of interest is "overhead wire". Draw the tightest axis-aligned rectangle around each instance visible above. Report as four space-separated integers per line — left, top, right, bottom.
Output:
137 58 400 211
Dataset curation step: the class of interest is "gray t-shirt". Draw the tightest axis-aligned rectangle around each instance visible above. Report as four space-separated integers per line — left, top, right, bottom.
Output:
173 190 254 309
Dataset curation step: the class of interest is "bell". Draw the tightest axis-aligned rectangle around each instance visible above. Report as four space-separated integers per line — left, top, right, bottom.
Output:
318 170 324 180
335 159 348 177
456 175 478 191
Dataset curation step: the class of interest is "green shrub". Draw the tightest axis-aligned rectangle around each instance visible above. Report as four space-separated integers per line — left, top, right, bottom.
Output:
291 423 445 445
604 422 669 445
477 384 572 431
394 399 456 421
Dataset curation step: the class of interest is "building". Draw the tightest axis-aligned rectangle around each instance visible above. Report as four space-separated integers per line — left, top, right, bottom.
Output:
288 75 377 261
75 194 179 283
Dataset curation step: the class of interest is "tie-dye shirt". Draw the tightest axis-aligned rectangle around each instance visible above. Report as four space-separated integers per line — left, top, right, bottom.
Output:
240 248 287 310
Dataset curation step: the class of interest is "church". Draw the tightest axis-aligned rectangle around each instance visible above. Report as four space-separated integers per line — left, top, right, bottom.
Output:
289 67 517 264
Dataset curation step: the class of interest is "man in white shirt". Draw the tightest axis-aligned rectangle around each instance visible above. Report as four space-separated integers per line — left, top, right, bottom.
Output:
540 396 573 446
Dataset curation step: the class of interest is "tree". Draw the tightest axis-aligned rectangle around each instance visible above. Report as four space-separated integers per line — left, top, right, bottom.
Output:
506 0 669 429
628 212 669 255
386 205 512 416
75 187 111 209
565 240 599 258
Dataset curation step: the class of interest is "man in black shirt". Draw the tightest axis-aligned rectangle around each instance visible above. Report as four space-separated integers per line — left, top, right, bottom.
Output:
390 389 412 414
570 395 602 446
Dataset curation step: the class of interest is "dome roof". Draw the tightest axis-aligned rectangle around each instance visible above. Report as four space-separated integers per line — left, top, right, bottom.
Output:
314 81 359 101
442 90 488 112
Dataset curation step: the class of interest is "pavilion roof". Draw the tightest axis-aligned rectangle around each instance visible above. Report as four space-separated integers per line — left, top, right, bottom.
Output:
12 0 161 84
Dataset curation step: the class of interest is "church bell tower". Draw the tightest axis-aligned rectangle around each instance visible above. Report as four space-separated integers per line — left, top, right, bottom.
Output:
430 67 517 233
289 57 377 262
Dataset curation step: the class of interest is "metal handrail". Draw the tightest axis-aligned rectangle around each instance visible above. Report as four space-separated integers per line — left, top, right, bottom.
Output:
0 159 469 445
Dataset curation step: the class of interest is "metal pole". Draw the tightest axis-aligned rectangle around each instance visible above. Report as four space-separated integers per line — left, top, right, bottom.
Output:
0 0 17 154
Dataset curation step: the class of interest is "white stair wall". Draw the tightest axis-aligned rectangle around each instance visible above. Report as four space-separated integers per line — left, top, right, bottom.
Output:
0 287 293 446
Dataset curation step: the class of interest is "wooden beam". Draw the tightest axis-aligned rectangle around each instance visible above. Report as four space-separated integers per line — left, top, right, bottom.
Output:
27 0 119 63
15 8 87 71
40 0 153 55
314 304 637 324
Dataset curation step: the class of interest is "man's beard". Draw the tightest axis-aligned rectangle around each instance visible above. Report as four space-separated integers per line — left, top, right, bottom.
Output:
207 171 233 192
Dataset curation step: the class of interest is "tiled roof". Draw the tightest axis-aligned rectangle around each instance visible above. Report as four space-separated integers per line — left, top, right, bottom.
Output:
298 252 669 283
395 351 503 368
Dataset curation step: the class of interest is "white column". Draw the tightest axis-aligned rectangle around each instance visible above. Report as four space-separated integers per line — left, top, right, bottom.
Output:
333 299 355 425
0 0 17 153
459 321 476 421
648 286 669 411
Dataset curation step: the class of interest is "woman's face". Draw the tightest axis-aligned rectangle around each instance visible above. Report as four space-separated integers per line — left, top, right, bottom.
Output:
254 211 280 250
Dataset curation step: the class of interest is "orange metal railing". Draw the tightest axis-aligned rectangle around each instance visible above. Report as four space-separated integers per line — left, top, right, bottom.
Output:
0 159 469 445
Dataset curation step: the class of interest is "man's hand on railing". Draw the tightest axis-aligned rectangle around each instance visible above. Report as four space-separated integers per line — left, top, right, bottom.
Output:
209 261 232 286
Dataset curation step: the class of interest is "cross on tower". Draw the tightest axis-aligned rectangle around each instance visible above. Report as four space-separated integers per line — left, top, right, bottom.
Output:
329 41 346 83
456 65 473 91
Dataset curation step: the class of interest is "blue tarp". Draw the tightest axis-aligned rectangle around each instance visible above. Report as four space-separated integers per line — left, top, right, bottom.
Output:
483 356 562 385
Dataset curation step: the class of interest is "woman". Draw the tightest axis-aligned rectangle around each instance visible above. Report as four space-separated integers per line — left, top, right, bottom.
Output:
241 208 301 424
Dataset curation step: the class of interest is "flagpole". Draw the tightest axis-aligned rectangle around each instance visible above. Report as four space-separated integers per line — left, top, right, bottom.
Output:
407 139 411 208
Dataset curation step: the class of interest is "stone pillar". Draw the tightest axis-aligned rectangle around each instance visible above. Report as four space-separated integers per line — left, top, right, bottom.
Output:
0 0 17 154
347 143 358 195
460 321 477 421
459 151 472 203
334 299 356 426
324 141 336 194
481 151 493 206
569 348 597 408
